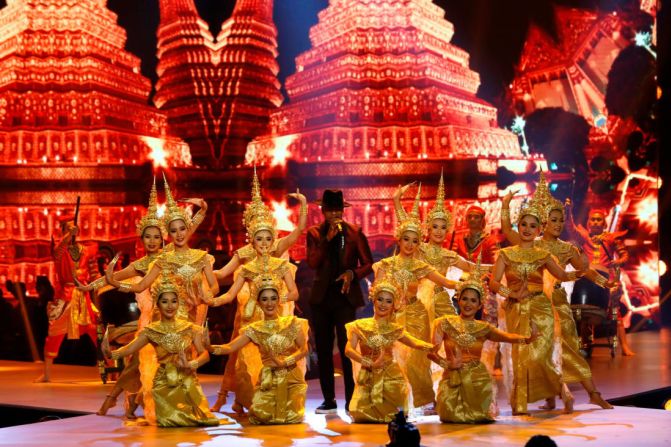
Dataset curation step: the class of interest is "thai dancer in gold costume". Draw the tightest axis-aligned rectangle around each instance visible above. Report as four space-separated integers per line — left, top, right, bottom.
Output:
103 275 219 427
209 271 309 425
104 174 219 325
500 172 613 411
374 184 458 410
393 172 491 320
345 280 433 423
489 191 584 415
205 170 300 414
77 179 207 418
430 259 536 423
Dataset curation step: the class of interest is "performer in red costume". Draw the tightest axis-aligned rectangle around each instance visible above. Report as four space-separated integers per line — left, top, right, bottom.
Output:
35 217 99 382
566 206 633 356
454 206 499 264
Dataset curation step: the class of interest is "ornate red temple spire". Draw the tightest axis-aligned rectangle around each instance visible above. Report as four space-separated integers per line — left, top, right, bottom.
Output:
0 0 187 295
248 0 525 251
155 0 282 167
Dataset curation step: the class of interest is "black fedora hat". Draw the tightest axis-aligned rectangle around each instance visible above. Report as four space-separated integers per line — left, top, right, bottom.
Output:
316 189 351 209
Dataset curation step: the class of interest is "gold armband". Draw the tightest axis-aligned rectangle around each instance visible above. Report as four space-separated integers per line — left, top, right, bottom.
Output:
299 203 307 218
361 357 372 369
118 283 132 293
498 285 511 298
565 271 580 282
501 208 511 220
110 350 121 361
192 210 205 226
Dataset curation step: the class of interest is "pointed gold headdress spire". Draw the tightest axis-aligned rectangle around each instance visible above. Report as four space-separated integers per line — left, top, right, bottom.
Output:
136 177 167 238
425 169 453 230
162 172 191 230
533 170 563 220
395 183 424 240
456 253 486 299
243 166 276 239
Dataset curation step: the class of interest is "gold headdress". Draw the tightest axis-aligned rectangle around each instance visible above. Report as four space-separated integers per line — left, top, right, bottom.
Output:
456 254 486 300
243 167 276 240
151 272 179 303
517 172 546 225
162 173 191 230
250 261 283 301
369 279 402 311
136 177 167 238
533 170 563 221
424 169 453 230
395 183 423 240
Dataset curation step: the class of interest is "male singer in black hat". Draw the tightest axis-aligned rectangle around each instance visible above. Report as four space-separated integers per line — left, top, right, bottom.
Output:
307 189 373 413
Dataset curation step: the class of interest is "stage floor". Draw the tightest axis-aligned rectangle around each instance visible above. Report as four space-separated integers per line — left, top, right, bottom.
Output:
1 329 670 446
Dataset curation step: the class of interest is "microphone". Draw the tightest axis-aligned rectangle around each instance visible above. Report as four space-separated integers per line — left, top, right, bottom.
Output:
336 222 342 233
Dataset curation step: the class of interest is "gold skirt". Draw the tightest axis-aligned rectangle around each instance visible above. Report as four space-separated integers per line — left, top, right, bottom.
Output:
505 293 561 414
436 361 494 423
152 364 219 427
350 362 408 423
248 365 307 425
552 288 592 383
398 297 434 407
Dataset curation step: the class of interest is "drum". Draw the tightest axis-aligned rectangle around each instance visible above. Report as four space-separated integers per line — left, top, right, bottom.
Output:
570 277 609 309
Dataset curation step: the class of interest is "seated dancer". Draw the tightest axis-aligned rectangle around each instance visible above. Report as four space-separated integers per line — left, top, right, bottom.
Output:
345 280 434 423
501 172 613 411
430 260 536 423
78 179 206 418
205 172 300 415
374 184 459 412
489 192 584 415
209 271 309 425
36 213 99 383
209 169 306 414
103 274 219 427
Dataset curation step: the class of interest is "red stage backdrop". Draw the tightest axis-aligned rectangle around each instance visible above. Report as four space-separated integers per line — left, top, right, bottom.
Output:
0 0 658 325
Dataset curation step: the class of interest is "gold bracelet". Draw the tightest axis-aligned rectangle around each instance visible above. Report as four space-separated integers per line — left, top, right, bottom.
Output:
361 357 372 368
501 208 510 220
189 360 199 370
111 350 121 360
594 274 608 288
118 283 132 293
498 285 511 298
299 204 307 218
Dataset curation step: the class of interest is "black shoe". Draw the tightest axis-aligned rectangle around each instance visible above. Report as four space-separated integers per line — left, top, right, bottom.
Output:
315 400 338 414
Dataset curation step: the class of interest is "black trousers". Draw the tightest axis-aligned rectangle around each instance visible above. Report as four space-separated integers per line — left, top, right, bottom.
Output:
310 286 356 407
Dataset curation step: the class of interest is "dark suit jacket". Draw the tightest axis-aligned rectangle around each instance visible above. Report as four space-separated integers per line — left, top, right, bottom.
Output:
306 221 373 308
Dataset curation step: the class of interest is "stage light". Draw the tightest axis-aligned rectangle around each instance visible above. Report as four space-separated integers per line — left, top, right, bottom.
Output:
271 201 294 232
634 31 656 58
660 261 667 277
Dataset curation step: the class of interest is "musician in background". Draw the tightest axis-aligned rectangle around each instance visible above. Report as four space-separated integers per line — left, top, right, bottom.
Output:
35 216 100 382
306 189 373 414
566 206 633 355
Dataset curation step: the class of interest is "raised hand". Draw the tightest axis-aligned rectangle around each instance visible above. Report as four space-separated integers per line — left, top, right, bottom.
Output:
105 252 121 286
370 350 387 370
502 189 519 208
287 188 307 205
74 277 93 292
393 181 417 199
178 198 207 209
